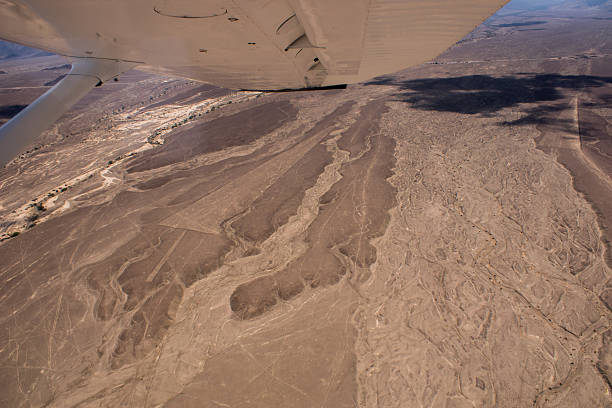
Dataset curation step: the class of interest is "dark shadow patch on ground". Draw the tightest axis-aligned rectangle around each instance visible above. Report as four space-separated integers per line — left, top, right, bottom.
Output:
0 104 27 119
366 74 612 129
368 73 612 269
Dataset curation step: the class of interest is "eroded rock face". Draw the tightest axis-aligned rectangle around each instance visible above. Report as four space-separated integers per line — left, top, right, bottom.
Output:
127 101 298 172
229 102 355 244
230 100 396 319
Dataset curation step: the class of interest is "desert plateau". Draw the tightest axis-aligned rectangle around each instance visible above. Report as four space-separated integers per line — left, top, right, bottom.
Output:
0 1 611 407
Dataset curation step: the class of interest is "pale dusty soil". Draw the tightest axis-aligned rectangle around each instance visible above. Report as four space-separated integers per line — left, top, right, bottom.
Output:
0 8 611 408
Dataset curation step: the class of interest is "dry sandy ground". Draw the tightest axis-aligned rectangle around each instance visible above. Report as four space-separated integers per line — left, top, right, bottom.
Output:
0 6 611 408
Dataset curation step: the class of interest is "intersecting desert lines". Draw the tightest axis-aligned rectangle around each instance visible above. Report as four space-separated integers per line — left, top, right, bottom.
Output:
1 3 611 407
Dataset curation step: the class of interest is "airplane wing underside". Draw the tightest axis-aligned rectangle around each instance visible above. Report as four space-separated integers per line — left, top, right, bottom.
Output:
0 0 509 166
0 0 509 90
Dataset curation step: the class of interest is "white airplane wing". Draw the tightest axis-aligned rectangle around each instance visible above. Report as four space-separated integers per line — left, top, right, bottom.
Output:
0 0 509 164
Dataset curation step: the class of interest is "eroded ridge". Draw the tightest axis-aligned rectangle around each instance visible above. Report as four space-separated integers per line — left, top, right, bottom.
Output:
127 101 295 173
94 101 363 368
230 100 397 319
73 102 305 370
85 226 232 368
229 101 355 244
0 94 307 405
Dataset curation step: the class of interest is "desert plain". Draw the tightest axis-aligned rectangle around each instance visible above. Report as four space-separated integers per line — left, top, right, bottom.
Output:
0 2 611 407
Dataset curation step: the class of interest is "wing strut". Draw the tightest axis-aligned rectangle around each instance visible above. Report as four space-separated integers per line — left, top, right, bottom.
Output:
0 58 136 167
